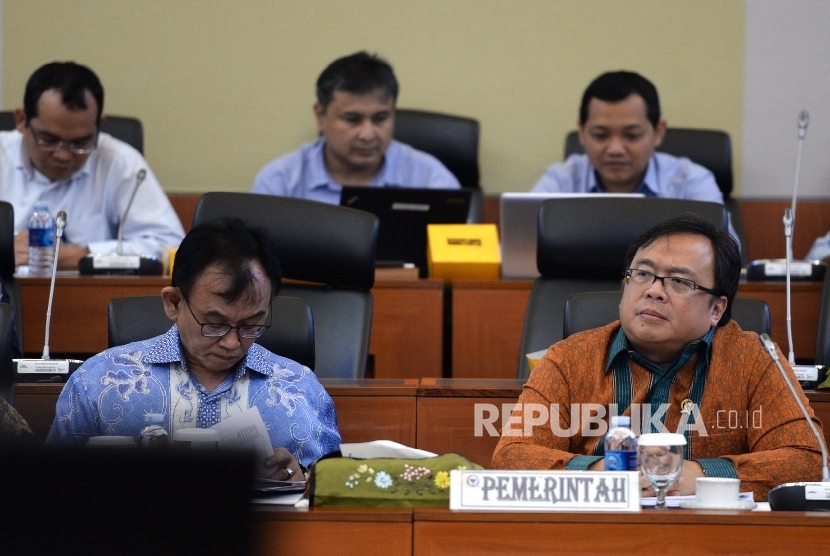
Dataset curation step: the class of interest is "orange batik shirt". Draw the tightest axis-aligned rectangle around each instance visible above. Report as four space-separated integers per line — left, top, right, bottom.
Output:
491 320 823 500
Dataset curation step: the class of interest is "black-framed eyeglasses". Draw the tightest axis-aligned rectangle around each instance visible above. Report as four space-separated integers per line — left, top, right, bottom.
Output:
28 124 98 155
624 269 722 297
181 294 272 339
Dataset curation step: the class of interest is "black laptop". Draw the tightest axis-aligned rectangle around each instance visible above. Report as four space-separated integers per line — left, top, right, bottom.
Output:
340 186 472 277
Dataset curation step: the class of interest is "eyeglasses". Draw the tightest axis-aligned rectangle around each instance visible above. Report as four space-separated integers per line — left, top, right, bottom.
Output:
28 124 98 155
624 269 722 297
181 294 272 339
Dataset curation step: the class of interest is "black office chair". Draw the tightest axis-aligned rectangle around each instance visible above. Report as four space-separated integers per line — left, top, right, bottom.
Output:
563 128 746 263
563 291 771 339
815 268 830 366
108 295 316 370
0 110 143 154
394 108 480 190
0 303 18 403
516 197 728 379
0 201 23 349
192 192 378 379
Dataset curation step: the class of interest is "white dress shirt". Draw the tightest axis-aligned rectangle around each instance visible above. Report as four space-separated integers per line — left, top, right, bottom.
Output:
0 130 184 259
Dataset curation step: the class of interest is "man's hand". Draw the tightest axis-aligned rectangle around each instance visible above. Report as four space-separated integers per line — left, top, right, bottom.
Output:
14 230 28 266
14 230 89 270
58 245 90 270
640 460 705 497
264 447 304 481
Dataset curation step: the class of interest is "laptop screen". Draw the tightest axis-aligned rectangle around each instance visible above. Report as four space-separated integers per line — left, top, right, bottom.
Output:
340 186 472 276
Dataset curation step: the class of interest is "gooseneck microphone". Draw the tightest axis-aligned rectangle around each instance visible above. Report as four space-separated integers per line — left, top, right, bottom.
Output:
14 212 82 382
78 168 163 275
759 333 830 510
42 211 66 359
116 168 146 255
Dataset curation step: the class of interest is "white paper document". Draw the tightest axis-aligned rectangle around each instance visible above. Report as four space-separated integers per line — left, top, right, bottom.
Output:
211 407 274 478
340 440 437 459
641 491 755 508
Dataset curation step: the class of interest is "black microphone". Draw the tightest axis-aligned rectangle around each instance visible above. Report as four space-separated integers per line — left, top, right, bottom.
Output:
759 333 830 510
14 211 83 382
78 168 163 275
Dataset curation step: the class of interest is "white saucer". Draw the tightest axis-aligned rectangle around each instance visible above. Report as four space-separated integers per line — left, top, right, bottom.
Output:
679 500 757 510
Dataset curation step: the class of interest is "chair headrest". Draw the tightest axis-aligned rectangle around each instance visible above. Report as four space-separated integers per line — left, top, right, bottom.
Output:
192 193 378 289
0 202 15 280
537 197 728 279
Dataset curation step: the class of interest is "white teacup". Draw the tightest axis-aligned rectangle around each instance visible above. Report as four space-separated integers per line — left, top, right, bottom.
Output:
86 435 137 449
172 428 220 450
695 477 740 506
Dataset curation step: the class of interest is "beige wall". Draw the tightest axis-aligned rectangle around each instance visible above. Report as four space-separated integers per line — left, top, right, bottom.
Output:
2 1 745 195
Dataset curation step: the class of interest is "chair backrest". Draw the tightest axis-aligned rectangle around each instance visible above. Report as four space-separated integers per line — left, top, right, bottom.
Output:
0 201 23 346
192 192 378 378
516 196 728 379
0 111 143 153
563 291 771 339
816 267 830 365
108 295 316 369
0 303 17 403
564 128 733 198
394 108 480 189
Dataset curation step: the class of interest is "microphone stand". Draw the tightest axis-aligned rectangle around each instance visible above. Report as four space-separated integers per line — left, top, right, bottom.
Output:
760 334 830 510
14 212 83 382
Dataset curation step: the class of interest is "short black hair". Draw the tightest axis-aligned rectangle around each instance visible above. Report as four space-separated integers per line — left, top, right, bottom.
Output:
315 51 398 112
579 71 660 128
623 214 740 327
172 218 282 303
23 61 104 124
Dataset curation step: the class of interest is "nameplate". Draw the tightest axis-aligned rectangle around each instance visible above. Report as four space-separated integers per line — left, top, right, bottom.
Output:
15 359 70 374
449 469 640 512
805 483 830 500
793 365 820 382
92 254 141 269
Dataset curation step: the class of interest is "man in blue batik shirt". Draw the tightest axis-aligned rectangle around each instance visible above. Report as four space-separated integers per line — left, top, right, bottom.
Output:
47 218 340 479
532 71 738 242
251 51 460 204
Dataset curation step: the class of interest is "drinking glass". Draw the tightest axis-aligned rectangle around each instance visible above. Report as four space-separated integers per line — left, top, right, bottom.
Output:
638 433 687 510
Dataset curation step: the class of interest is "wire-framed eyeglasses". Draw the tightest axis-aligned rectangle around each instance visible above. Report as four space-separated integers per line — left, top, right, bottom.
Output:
181 294 272 339
28 124 98 155
624 269 722 297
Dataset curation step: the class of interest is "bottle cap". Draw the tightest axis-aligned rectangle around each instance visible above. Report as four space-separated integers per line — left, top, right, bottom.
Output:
610 415 630 428
143 413 164 425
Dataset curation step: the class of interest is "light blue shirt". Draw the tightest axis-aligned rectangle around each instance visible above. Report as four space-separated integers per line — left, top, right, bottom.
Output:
251 138 461 204
46 325 341 466
532 152 738 243
0 130 184 259
807 232 830 261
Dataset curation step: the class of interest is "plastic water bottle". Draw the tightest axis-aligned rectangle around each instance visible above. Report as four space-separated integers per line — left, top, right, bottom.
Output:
28 204 55 276
138 413 170 449
604 415 638 471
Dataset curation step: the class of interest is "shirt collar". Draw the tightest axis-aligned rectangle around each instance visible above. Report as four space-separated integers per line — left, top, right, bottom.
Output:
588 154 659 197
606 325 716 374
142 325 279 379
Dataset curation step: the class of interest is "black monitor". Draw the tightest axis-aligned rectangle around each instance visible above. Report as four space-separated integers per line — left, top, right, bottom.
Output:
340 186 472 277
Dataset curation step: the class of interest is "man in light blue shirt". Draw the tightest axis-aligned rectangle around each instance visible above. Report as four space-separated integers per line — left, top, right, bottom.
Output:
252 52 459 204
48 218 340 477
0 62 184 270
532 71 736 239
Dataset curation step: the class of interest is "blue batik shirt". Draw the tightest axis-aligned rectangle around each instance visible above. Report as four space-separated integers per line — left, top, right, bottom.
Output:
46 325 341 466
